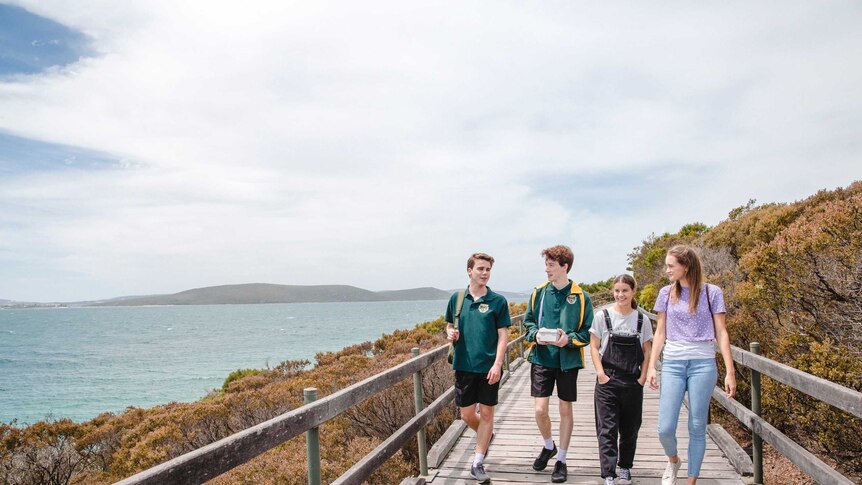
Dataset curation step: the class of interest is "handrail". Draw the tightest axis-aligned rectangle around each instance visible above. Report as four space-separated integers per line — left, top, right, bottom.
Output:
711 388 854 485
115 344 449 485
728 346 861 419
115 314 528 485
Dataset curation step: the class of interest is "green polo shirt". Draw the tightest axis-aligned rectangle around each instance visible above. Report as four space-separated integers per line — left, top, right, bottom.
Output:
445 286 512 373
529 281 571 369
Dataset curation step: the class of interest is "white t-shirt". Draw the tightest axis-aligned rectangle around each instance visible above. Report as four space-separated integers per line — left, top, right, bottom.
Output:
590 307 654 356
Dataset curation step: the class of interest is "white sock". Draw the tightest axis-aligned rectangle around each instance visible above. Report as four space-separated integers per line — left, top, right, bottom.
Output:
473 452 485 467
557 449 567 463
544 438 555 450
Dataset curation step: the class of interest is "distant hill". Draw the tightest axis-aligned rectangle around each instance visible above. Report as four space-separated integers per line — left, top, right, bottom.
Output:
376 287 450 301
92 284 451 306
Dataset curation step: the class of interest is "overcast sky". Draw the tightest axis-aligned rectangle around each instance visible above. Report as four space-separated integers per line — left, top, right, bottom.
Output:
1 1 861 302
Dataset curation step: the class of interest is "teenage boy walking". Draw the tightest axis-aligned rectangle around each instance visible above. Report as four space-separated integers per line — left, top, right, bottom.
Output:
523 245 594 483
446 252 512 484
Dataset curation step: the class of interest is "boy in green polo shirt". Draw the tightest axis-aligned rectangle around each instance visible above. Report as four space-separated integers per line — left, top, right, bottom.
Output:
523 245 594 483
445 252 512 484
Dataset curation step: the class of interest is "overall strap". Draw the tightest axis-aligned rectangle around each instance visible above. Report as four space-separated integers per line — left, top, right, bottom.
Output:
603 308 613 335
637 311 643 334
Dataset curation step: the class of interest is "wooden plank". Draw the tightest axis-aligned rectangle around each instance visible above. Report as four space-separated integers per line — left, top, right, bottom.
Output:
427 419 467 468
707 423 754 476
427 354 744 485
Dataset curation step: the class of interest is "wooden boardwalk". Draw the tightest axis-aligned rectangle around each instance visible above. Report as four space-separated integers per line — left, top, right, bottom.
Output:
426 357 746 485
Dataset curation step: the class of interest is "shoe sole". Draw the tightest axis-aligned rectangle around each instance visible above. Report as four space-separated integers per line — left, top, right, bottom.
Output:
470 474 491 484
551 476 567 483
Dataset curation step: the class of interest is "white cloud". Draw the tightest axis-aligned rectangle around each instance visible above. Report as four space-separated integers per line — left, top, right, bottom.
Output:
1 1 861 301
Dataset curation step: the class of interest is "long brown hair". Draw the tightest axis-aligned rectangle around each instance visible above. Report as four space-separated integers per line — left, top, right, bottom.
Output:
667 245 703 314
613 274 638 309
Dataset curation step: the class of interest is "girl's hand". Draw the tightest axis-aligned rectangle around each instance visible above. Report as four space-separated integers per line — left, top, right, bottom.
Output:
647 368 659 390
597 373 610 385
637 375 646 386
725 371 737 398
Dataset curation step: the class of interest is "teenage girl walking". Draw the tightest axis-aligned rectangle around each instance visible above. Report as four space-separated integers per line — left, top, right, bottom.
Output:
646 245 736 485
589 274 652 485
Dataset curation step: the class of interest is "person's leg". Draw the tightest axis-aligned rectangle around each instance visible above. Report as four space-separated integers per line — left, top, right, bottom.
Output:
476 404 495 455
618 380 644 470
558 398 573 453
460 405 480 432
594 380 620 478
531 364 559 471
657 359 687 462
455 371 481 431
534 396 552 439
556 368 579 457
685 359 718 478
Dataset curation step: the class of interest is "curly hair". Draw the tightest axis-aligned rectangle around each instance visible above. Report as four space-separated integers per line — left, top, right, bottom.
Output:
541 245 573 273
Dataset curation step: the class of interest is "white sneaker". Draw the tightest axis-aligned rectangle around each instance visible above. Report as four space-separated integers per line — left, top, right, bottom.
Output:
662 460 681 485
604 477 616 485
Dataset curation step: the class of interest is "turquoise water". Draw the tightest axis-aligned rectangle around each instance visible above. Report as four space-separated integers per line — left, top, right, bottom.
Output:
0 301 446 425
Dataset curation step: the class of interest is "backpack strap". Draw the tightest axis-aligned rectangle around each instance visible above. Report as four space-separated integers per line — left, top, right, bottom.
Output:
454 289 466 326
569 282 585 331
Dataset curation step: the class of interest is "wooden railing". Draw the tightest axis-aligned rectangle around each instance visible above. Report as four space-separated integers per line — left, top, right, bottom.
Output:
115 306 861 485
115 314 525 485
711 344 861 485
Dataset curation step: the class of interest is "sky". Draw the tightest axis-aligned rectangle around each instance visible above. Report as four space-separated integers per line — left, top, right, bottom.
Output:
1 1 861 302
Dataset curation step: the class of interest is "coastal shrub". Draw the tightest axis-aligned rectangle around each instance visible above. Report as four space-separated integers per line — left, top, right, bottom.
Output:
625 181 862 479
222 368 266 391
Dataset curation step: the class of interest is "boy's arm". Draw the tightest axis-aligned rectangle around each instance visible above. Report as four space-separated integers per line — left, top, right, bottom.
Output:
566 293 594 349
523 289 539 343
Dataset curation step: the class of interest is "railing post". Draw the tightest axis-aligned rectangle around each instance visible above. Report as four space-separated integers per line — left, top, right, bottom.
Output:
412 348 428 476
304 388 321 485
750 342 763 485
504 342 510 372
519 320 524 358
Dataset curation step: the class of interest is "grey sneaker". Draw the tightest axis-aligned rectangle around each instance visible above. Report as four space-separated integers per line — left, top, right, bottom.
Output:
471 463 491 484
617 467 632 484
661 460 681 485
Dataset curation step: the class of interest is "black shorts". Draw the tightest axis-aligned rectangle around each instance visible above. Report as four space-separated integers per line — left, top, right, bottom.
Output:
455 371 500 407
531 364 579 402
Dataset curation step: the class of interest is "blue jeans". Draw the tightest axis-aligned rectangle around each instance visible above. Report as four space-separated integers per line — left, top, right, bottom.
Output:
657 358 717 477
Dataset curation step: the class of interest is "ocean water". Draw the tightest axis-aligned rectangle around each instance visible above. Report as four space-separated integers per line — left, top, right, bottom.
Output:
0 300 447 425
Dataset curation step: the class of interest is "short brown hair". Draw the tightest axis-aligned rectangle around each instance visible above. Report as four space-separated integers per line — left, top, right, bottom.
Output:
541 245 573 273
467 252 495 269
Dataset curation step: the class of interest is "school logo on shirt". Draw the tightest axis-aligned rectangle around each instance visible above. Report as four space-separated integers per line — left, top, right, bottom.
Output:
567 294 577 304
478 303 489 313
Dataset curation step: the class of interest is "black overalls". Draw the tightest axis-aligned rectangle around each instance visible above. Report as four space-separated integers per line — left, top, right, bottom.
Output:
594 309 645 479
